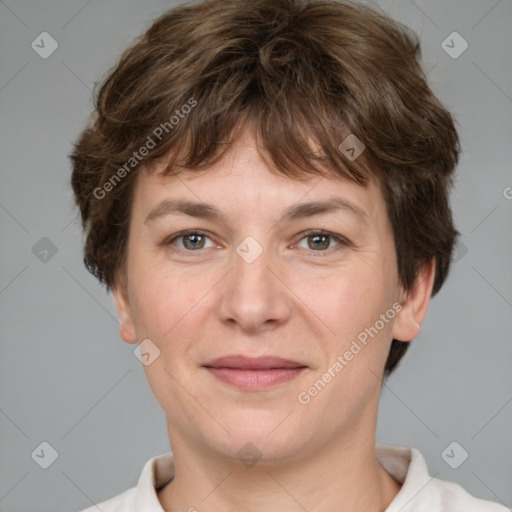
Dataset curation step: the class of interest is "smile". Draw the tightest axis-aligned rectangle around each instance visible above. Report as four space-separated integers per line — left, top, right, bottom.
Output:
203 355 308 391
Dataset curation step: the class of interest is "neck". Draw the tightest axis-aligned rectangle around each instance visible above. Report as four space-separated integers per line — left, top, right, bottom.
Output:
157 411 402 512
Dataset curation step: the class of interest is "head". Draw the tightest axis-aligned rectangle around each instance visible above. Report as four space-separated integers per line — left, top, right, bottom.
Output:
70 0 459 462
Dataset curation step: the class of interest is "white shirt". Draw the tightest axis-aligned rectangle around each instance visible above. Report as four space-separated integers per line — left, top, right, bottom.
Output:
79 445 509 511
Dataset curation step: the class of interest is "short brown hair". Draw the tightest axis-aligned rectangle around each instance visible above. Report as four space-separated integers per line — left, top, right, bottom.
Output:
70 0 460 378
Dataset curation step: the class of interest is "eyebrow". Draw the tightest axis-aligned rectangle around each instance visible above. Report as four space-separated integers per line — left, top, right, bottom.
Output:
144 197 369 226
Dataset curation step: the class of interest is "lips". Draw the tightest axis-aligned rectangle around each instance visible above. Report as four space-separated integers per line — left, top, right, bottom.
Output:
203 355 307 391
203 355 306 370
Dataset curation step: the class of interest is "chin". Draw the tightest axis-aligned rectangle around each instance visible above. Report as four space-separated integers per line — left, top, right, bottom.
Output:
202 415 312 464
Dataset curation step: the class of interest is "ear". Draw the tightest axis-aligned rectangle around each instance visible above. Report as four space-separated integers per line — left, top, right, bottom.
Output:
392 259 436 342
111 276 138 345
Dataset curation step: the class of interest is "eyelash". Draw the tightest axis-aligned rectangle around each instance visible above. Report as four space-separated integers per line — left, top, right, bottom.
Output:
164 229 349 257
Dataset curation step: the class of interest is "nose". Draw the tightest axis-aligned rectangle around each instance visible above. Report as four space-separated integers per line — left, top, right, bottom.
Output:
216 238 292 333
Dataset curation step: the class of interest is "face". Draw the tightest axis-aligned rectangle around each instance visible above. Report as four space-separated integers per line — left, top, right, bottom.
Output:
113 127 433 463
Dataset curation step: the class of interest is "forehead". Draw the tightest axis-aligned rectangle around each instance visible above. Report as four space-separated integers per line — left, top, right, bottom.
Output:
133 129 385 226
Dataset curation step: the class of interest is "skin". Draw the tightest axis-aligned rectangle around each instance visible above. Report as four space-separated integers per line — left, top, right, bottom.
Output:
113 126 436 512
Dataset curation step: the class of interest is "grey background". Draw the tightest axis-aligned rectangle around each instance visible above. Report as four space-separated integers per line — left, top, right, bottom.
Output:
0 0 511 510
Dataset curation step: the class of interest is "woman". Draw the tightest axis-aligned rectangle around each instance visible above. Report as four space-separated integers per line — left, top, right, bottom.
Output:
70 0 508 510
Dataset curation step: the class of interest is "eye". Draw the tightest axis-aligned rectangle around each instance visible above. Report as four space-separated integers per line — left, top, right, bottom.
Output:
165 229 349 255
296 230 349 255
166 230 215 251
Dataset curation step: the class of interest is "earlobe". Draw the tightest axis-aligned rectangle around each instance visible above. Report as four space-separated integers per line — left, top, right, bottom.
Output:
391 259 436 342
111 279 138 344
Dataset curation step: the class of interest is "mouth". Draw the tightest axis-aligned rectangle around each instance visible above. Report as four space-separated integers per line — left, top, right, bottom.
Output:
202 355 308 391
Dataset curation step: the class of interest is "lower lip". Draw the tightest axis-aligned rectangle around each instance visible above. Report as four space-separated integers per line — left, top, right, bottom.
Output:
205 367 306 391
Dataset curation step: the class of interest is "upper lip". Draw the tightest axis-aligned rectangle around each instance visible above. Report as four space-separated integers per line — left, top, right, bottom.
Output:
203 355 307 370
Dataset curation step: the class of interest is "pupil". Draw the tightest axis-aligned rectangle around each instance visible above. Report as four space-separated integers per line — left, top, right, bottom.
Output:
185 234 203 249
311 235 328 250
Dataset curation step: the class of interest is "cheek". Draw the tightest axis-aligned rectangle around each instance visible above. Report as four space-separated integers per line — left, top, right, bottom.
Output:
311 263 397 380
129 271 199 414
128 267 214 386
315 265 388 330
131 273 192 340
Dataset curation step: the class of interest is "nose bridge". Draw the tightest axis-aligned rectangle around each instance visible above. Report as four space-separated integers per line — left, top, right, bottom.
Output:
232 234 275 298
218 234 290 330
